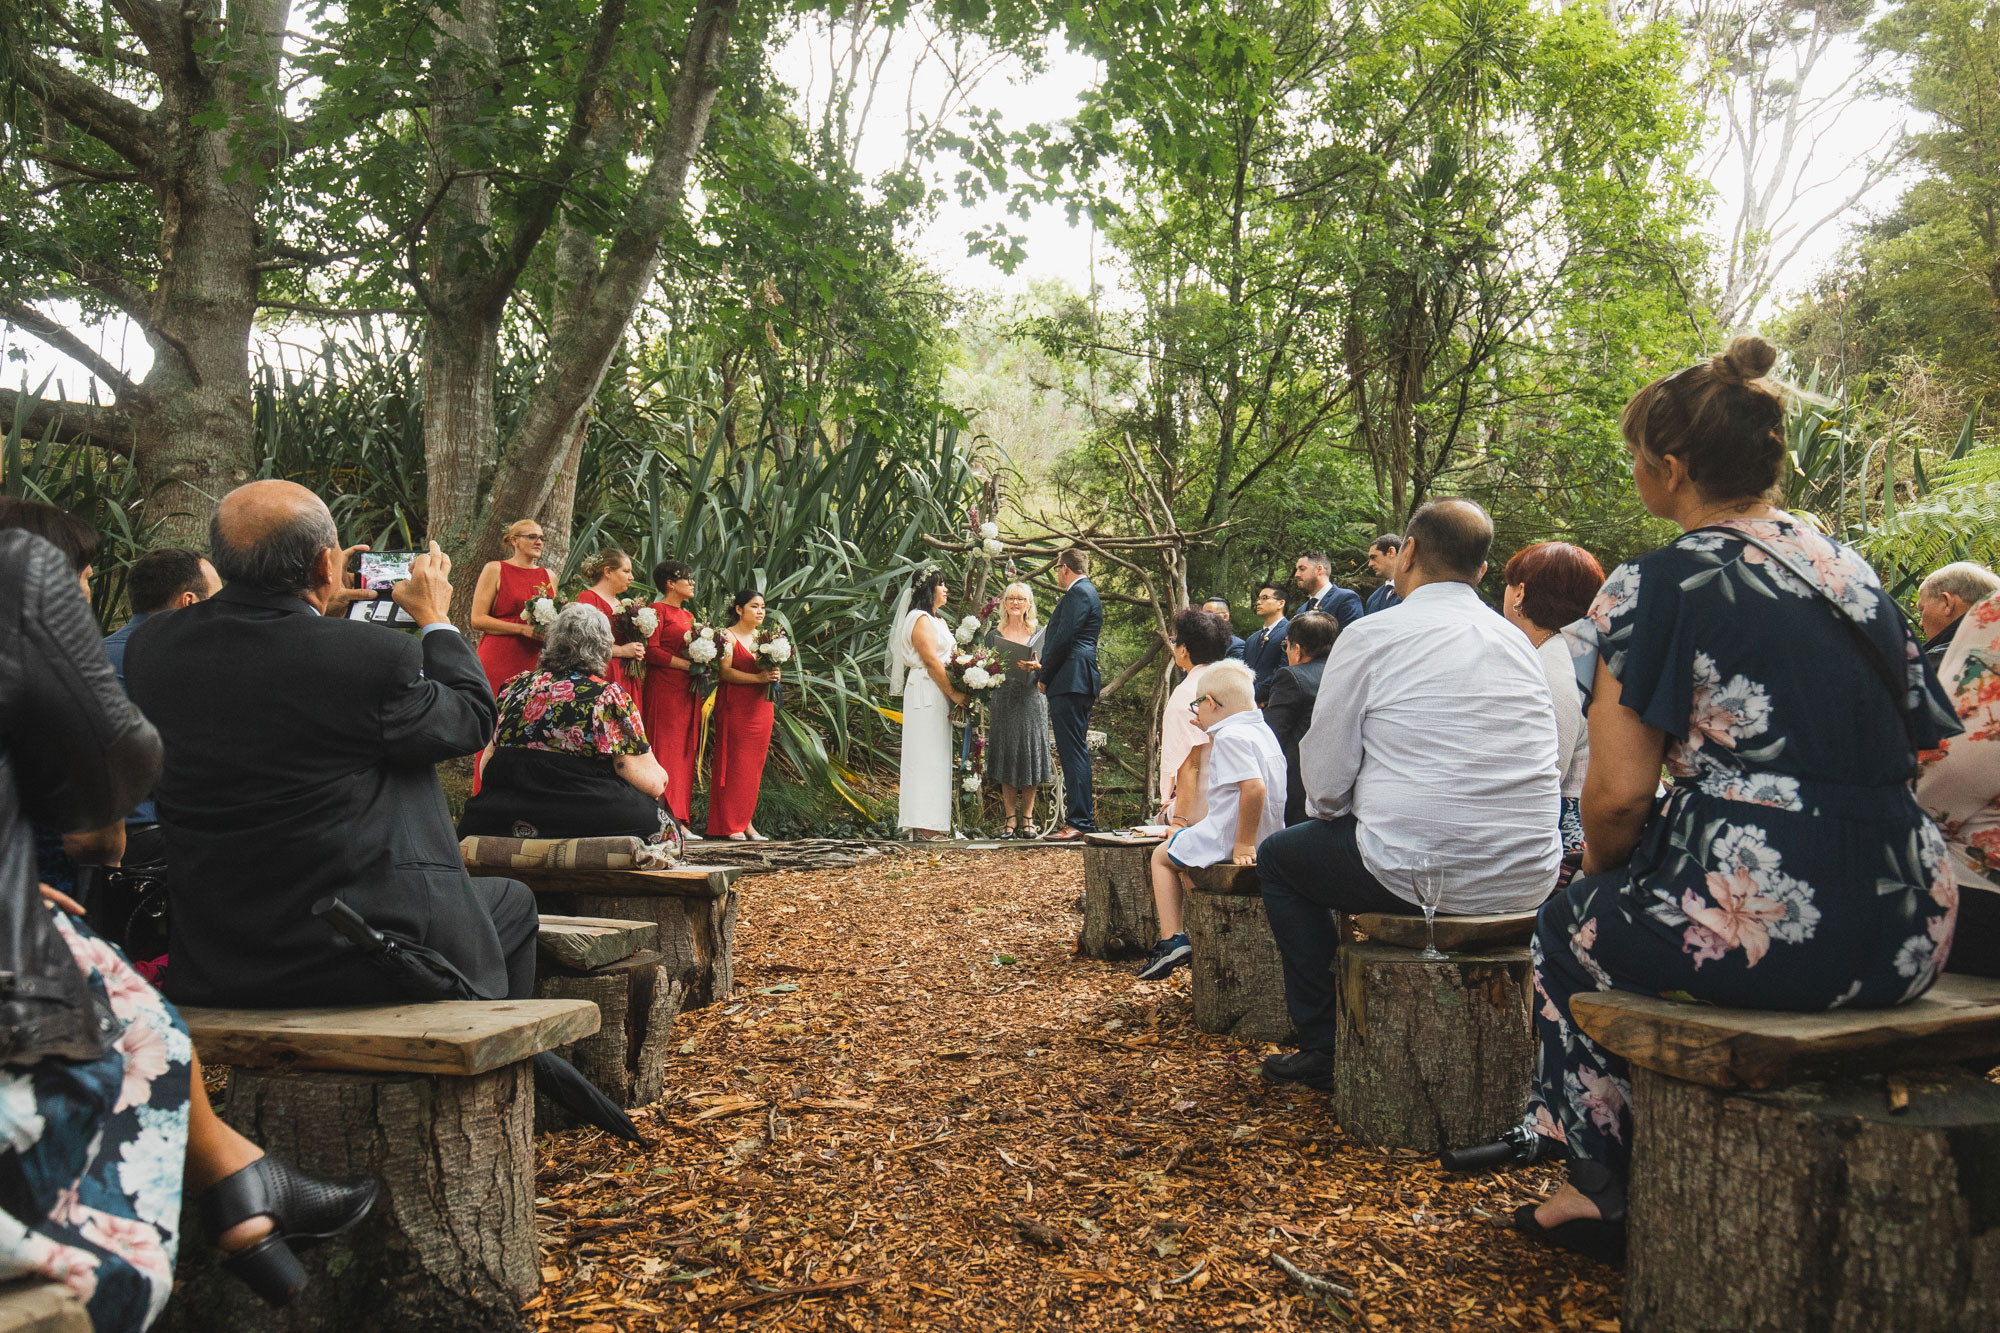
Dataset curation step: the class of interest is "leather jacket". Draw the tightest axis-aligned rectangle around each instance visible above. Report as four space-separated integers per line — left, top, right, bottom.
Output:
0 531 161 1063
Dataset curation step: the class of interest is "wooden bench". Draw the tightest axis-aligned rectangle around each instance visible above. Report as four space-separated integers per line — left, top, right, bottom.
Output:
478 861 740 1009
1573 978 2000 1332
161 1000 598 1333
1182 864 1295 1044
533 916 679 1123
1333 910 1537 1152
1079 832 1163 959
0 1281 87 1333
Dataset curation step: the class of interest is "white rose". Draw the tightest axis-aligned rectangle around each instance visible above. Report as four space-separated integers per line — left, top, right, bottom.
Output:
979 521 999 540
962 773 982 792
955 625 975 645
983 537 1004 558
954 653 972 666
634 608 659 636
962 665 992 691
766 637 793 663
698 626 716 639
958 614 981 636
687 638 718 664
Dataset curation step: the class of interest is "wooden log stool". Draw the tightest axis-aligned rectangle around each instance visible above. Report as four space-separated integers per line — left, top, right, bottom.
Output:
0 1280 88 1333
504 864 741 1010
1332 911 1538 1152
162 1000 598 1333
533 916 681 1124
1573 977 2000 1333
1079 832 1163 959
1183 864 1295 1044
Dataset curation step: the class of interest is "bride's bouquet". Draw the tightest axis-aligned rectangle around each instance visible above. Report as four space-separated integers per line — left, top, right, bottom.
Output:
755 625 792 703
683 622 721 696
521 595 565 636
945 644 1004 711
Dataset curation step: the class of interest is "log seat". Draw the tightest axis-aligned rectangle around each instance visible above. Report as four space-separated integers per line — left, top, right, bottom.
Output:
0 1281 88 1333
534 916 680 1124
1181 864 1293 1043
1348 909 1537 952
164 1000 598 1333
498 863 741 1009
1572 977 2000 1332
1078 833 1163 959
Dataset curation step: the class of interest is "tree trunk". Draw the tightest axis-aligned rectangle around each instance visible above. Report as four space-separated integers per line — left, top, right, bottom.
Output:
1332 942 1533 1152
164 1064 538 1333
1079 842 1159 960
1625 1065 2000 1333
1185 887 1294 1044
533 950 682 1124
535 888 736 1009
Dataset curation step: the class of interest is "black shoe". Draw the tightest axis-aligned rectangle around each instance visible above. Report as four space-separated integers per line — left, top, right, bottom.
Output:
1511 1202 1627 1267
1136 933 1191 980
203 1157 379 1306
1259 1048 1336 1089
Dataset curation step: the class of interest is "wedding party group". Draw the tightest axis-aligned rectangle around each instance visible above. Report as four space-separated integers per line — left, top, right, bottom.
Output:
462 532 791 843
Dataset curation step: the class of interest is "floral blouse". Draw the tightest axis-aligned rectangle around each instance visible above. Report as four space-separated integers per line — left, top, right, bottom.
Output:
493 669 650 757
1919 592 2000 893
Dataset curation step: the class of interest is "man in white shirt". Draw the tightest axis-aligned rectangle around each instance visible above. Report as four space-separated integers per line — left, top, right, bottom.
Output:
1256 498 1560 1088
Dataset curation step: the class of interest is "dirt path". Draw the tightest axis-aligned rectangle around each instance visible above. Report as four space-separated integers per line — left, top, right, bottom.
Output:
530 849 1619 1331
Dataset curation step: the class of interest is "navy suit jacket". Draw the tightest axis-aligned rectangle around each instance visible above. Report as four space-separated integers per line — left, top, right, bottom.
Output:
1038 577 1102 697
1364 584 1401 616
1224 634 1246 661
1264 658 1326 826
1298 583 1363 628
1243 617 1289 702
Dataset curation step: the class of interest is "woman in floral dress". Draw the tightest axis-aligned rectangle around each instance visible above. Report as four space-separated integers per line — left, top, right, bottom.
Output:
1919 589 2000 977
1515 336 1962 1264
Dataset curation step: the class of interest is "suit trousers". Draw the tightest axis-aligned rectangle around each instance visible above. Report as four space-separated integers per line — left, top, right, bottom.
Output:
1047 691 1097 832
1255 816 1409 1051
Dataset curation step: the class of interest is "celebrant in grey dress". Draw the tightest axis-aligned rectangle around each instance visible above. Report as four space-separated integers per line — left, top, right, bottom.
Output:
985 582 1053 836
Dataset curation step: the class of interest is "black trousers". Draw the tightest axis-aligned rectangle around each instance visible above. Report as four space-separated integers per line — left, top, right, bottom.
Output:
1047 691 1097 831
473 875 542 999
1948 887 2000 979
1256 815 1410 1051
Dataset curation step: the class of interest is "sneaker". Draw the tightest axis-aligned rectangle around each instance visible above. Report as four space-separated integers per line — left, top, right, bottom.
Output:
1259 1048 1336 1089
1136 933 1192 980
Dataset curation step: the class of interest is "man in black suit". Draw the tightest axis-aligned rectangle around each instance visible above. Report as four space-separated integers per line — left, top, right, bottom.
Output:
126 480 537 1007
1039 548 1103 841
1201 597 1247 661
1362 535 1403 615
1261 611 1338 826
1293 550 1363 627
1242 582 1290 703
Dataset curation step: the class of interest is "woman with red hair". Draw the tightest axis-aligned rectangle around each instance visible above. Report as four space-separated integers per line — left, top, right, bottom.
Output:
1502 542 1606 853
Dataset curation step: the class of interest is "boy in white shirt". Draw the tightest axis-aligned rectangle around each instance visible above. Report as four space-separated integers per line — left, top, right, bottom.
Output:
1138 661 1290 979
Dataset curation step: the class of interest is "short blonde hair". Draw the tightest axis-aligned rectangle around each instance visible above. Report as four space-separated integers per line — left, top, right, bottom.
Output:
1000 581 1038 630
1202 660 1256 712
502 518 540 542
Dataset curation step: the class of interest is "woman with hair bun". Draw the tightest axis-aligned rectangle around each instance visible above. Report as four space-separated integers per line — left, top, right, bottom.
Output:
642 559 702 829
1513 336 1962 1264
575 547 647 701
470 518 557 692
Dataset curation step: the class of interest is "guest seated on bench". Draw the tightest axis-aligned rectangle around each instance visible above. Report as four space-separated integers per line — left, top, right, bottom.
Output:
1138 663 1287 979
125 481 540 1007
3 525 374 1317
1255 497 1561 1091
1500 542 1605 854
460 603 673 844
1516 336 1961 1265
1919 587 2000 979
1159 607 1233 826
1262 611 1338 827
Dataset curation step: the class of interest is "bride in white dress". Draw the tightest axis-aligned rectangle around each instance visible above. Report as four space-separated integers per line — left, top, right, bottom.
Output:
889 568 968 837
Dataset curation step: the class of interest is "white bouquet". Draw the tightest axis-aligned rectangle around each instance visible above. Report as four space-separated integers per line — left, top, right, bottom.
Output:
962 664 993 691
632 605 660 638
759 633 793 665
955 614 982 645
686 625 719 666
526 597 562 633
978 521 999 540
982 537 1004 558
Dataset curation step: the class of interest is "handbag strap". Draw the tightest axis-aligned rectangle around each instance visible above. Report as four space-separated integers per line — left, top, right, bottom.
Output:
1692 524 1921 763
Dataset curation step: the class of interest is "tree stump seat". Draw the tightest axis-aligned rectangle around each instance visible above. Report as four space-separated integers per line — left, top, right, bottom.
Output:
501 864 741 1010
1332 927 1536 1152
1079 833 1163 959
533 916 680 1124
1182 864 1294 1043
1572 977 2000 1333
0 1280 89 1333
165 1000 598 1333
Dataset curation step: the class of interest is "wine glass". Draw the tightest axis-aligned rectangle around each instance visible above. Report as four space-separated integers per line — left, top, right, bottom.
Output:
1412 853 1447 960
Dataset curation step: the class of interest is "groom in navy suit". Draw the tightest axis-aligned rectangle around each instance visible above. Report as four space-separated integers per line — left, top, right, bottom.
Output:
1039 548 1102 840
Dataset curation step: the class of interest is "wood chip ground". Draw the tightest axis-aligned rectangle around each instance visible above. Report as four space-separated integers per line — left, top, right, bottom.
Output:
528 849 1619 1330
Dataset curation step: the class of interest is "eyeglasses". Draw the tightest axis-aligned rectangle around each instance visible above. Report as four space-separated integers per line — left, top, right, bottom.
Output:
1189 694 1213 714
520 534 546 542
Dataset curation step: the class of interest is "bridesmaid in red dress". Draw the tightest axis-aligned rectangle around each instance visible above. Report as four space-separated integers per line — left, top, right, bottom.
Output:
470 519 557 693
706 588 782 840
575 547 647 702
641 559 702 830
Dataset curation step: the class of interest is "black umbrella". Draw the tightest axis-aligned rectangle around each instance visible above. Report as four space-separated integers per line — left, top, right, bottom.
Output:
312 897 645 1144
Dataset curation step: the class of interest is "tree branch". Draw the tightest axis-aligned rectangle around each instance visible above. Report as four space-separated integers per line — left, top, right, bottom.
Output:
0 300 145 403
0 389 135 456
12 51 162 174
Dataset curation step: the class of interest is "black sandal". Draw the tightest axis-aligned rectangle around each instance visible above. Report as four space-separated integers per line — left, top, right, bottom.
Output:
203 1156 380 1306
1511 1202 1626 1267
